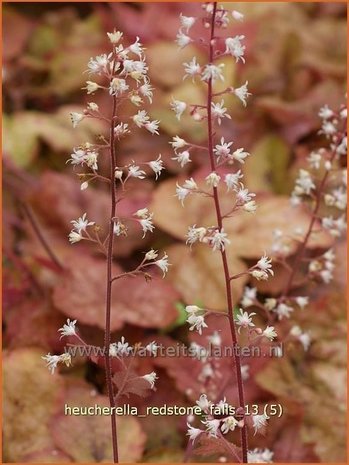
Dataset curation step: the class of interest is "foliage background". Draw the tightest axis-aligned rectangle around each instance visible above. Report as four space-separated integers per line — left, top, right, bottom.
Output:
2 2 347 463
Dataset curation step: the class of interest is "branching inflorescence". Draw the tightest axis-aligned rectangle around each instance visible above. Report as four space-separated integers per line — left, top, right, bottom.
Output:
42 31 169 463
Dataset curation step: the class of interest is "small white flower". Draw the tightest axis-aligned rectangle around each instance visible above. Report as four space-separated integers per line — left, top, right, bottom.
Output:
187 314 208 334
176 29 192 48
190 342 208 361
84 81 100 95
170 135 187 151
206 172 221 187
132 109 149 127
295 296 309 309
264 298 277 311
109 78 129 96
187 424 203 443
128 36 144 57
225 171 243 191
231 147 250 163
113 221 127 236
172 150 191 167
128 164 146 179
87 53 110 74
235 308 256 333
186 225 207 246
202 418 221 437
68 230 83 244
252 413 269 435
211 100 231 125
290 326 311 351
221 416 239 434
116 336 132 355
318 104 334 120
263 326 277 341
183 177 198 190
139 216 155 238
183 57 202 80
145 249 158 261
148 155 164 179
142 371 158 389
235 184 256 205
196 393 212 413
58 319 77 339
42 353 72 374
234 81 251 107
248 448 274 463
87 102 99 112
241 286 257 308
70 112 84 128
139 81 154 103
274 303 293 320
241 364 250 381
294 169 315 196
232 10 244 21
207 330 222 347
320 120 337 137
114 123 130 138
214 137 233 161
145 341 159 356
155 253 170 277
171 99 187 120
80 181 89 191
256 254 273 276
243 200 257 213
210 229 231 251
107 30 123 44
185 305 202 315
225 36 246 63
145 120 160 135
201 63 225 82
180 13 196 32
307 151 322 169
176 184 190 205
70 213 95 233
320 269 333 283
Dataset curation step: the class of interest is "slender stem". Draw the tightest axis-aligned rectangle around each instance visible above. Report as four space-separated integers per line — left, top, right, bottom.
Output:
207 4 248 462
104 93 119 463
21 203 64 271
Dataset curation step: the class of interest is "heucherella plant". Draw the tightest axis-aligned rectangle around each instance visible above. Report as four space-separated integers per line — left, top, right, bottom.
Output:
171 3 276 462
42 31 169 463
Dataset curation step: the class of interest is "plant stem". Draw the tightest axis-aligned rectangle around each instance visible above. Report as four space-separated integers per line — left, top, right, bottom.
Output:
207 3 248 462
104 94 119 463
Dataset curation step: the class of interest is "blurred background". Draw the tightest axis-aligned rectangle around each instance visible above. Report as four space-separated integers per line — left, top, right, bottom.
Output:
2 2 347 463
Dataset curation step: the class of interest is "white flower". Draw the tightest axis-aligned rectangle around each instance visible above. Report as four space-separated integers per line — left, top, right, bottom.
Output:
187 424 203 443
214 137 233 161
320 269 333 283
148 155 164 179
221 416 239 434
207 330 222 347
211 100 231 125
183 178 198 190
225 36 245 63
202 419 221 437
234 81 251 107
139 81 154 103
274 303 293 320
199 363 214 380
113 221 127 236
295 296 309 309
84 81 100 94
190 342 208 361
340 108 347 119
155 253 170 277
145 249 158 261
42 353 72 374
122 59 148 79
318 104 333 120
70 112 84 128
183 57 201 80
201 63 225 82
107 30 123 44
235 185 256 205
243 200 257 213
263 326 277 341
109 343 118 357
180 13 196 32
87 53 110 74
307 151 322 169
68 230 83 244
139 216 155 238
116 336 132 355
176 29 192 48
128 36 144 57
114 123 130 138
128 164 146 179
80 181 89 191
232 147 250 163
142 371 158 389
170 135 187 151
186 225 207 246
70 213 95 233
206 172 221 187
235 308 256 333
290 326 311 351
58 319 77 339
232 10 244 21
264 298 277 311
171 99 187 120
133 110 149 127
196 393 212 412
336 136 347 155
256 254 273 276
135 208 149 219
187 314 208 334
145 341 159 356
248 448 274 463
241 286 257 308
145 120 160 135
225 171 243 191
320 120 337 137
294 169 315 196
109 77 129 96
241 364 250 381
176 184 190 205
87 102 99 112
185 305 202 315
252 413 269 435
210 229 231 251
172 150 191 167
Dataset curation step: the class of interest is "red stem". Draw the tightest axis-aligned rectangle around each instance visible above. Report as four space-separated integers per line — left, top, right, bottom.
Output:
104 95 119 463
207 4 248 462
